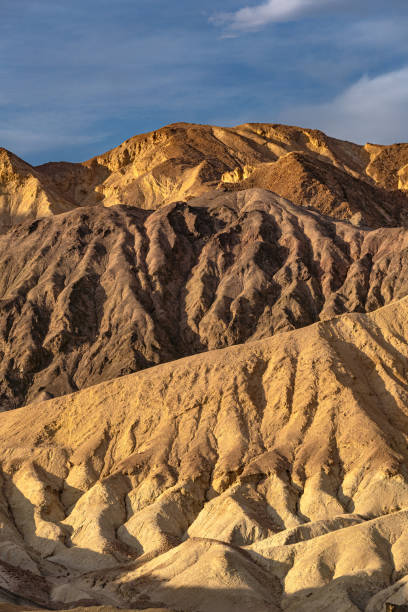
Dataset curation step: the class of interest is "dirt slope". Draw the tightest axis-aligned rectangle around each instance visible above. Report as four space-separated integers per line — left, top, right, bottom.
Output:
3 188 408 410
1 297 408 609
2 123 408 228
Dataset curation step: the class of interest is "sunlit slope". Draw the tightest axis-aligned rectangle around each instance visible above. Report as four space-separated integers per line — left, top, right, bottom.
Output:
0 148 74 231
2 122 408 227
1 297 408 609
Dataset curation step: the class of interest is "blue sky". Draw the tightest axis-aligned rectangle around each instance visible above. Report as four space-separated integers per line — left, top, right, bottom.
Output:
2 0 408 164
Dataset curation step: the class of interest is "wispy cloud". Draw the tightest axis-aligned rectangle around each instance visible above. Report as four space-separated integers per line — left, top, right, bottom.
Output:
281 66 408 144
346 18 408 49
213 0 339 31
0 15 241 161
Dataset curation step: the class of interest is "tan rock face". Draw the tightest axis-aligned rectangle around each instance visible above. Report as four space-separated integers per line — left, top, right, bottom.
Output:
0 149 74 231
2 188 408 410
0 299 408 609
2 122 408 229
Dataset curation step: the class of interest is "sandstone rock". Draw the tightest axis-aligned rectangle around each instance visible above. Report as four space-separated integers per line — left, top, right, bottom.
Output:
222 150 408 227
0 149 74 231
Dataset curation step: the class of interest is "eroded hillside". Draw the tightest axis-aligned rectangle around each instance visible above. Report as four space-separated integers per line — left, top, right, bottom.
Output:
2 122 408 229
2 124 408 612
2 189 408 410
1 298 408 609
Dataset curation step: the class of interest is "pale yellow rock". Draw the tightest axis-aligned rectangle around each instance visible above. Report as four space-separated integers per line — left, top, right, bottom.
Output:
0 148 74 230
3 297 408 608
398 163 408 191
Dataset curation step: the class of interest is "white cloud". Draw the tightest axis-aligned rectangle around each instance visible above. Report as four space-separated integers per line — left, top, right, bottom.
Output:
281 66 408 144
215 0 339 30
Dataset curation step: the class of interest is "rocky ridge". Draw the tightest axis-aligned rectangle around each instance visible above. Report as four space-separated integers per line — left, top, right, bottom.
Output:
2 189 408 410
0 148 73 233
2 123 408 229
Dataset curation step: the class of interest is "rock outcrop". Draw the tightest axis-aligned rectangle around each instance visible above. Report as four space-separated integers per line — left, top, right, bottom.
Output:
0 149 74 232
223 150 408 227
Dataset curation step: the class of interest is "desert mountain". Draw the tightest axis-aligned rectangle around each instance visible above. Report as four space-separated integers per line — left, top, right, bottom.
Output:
2 123 408 229
2 124 408 612
2 188 408 410
1 296 408 610
223 150 408 228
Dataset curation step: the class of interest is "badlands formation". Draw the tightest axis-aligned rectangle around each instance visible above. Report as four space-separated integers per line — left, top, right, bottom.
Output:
1 123 408 610
2 122 408 230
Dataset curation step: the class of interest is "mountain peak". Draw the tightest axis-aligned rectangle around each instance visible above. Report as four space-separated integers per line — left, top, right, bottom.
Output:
1 122 408 231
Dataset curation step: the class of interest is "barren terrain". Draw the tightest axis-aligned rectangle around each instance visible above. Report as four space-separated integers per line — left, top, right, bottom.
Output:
1 298 408 610
2 189 408 410
2 122 408 230
1 124 408 611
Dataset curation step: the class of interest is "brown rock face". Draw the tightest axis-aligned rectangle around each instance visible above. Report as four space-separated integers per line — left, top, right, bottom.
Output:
2 122 408 229
2 188 408 410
